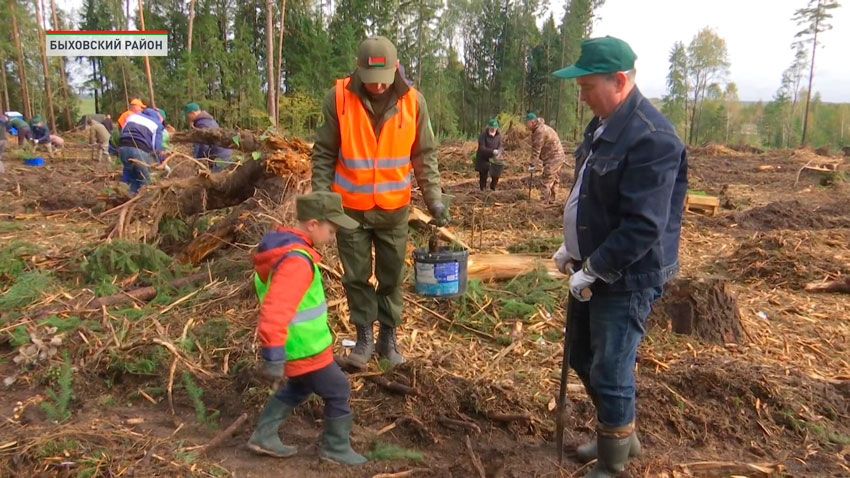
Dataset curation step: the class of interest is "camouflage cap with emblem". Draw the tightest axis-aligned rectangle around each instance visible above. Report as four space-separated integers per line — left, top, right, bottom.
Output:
356 36 398 84
296 191 359 229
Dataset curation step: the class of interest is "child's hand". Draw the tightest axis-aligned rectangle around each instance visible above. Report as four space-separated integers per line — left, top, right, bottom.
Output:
263 360 285 379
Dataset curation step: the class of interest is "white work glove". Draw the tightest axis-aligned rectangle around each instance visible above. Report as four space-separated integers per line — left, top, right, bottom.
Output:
569 269 596 302
552 243 571 274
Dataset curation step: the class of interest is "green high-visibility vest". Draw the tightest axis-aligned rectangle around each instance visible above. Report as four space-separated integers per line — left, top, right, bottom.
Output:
254 249 332 360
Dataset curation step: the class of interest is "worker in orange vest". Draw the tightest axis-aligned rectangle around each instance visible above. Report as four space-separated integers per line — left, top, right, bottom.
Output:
312 36 447 368
117 98 146 130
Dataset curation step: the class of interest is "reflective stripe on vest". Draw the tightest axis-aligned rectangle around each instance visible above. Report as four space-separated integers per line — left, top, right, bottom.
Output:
332 77 418 211
254 249 333 361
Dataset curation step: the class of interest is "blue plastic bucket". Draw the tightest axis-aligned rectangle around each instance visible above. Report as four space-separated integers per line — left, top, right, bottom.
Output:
413 247 469 298
24 157 44 166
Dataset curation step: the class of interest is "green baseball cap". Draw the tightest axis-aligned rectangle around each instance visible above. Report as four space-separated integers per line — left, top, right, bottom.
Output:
553 36 636 79
32 115 43 124
158 108 167 121
356 36 398 84
183 102 200 115
488 118 499 129
525 113 537 122
296 191 359 229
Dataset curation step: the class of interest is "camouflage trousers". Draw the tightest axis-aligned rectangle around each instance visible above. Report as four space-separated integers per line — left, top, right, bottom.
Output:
540 157 563 203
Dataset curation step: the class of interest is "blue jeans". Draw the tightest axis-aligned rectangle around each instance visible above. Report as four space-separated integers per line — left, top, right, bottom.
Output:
274 361 351 418
568 286 663 428
119 146 153 195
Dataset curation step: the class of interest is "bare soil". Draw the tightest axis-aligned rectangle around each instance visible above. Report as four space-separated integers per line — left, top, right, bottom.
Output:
1 137 849 478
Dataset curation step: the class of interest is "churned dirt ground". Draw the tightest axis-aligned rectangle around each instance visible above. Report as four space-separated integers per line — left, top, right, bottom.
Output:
0 131 849 478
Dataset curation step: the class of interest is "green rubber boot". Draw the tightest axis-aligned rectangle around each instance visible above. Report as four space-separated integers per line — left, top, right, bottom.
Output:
576 432 641 464
247 397 297 457
583 433 634 478
320 413 368 465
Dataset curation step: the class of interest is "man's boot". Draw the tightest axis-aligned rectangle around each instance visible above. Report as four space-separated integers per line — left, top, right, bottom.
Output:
320 413 367 465
583 432 634 478
376 323 404 365
576 431 641 463
247 396 297 457
347 323 374 369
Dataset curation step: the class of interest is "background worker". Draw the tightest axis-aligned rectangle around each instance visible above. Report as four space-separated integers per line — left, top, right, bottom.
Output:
87 118 111 162
525 113 565 203
552 36 688 478
311 36 448 368
118 107 165 195
29 115 58 157
183 102 233 171
476 118 503 191
118 98 146 129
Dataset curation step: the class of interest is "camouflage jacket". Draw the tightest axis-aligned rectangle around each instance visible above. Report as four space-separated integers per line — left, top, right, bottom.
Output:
530 119 565 166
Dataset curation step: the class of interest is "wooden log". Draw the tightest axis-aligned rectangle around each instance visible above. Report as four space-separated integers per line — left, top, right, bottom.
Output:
804 277 850 294
466 254 566 281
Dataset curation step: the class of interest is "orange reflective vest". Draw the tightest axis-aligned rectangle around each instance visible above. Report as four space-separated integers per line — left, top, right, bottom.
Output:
332 77 418 211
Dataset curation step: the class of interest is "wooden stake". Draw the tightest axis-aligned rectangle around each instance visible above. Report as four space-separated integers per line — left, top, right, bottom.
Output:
138 0 156 107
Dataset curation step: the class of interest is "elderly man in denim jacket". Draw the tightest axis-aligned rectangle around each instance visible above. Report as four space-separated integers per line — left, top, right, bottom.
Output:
552 36 688 477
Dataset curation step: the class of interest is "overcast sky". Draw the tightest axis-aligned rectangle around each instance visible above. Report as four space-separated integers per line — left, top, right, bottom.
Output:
546 0 848 102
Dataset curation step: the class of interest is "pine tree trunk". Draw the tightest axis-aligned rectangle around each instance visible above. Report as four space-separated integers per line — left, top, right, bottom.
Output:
49 0 72 129
138 0 156 107
0 55 10 112
187 0 195 52
265 0 277 126
10 4 33 119
275 0 286 125
34 0 56 132
800 11 819 147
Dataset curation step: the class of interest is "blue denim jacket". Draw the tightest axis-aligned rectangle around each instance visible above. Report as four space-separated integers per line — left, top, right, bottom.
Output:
573 87 688 291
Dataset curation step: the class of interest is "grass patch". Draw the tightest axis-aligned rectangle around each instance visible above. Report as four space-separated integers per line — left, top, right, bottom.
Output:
366 442 424 462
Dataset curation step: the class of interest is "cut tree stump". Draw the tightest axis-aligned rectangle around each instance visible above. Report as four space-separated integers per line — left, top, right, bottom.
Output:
655 278 746 344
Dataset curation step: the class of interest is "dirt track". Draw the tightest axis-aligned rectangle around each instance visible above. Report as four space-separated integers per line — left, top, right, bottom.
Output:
1 136 849 477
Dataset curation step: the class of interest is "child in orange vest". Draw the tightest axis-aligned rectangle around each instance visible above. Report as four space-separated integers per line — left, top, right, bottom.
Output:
248 191 366 465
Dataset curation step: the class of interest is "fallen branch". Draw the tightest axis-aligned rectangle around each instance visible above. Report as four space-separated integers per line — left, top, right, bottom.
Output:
467 254 566 281
437 416 481 435
804 277 850 294
200 413 248 454
33 272 209 319
482 411 532 423
332 356 418 395
681 461 783 478
364 375 418 396
465 435 486 478
371 468 430 478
